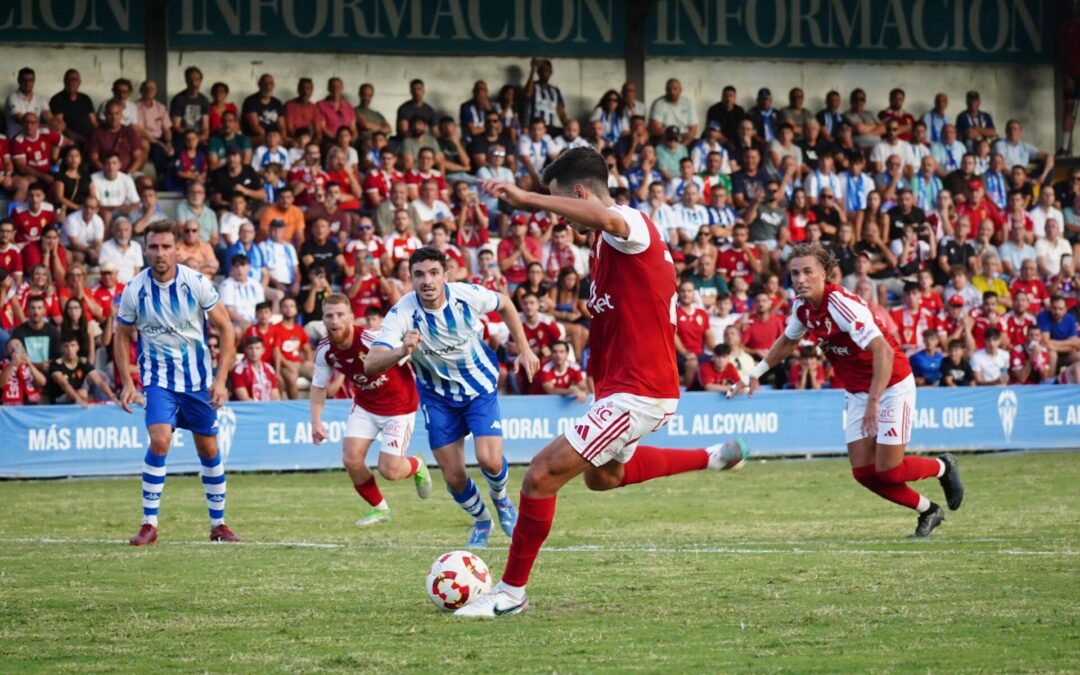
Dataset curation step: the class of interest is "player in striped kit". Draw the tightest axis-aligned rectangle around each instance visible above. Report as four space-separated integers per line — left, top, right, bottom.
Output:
365 248 541 548
114 221 240 546
310 294 432 527
456 148 747 617
728 242 964 538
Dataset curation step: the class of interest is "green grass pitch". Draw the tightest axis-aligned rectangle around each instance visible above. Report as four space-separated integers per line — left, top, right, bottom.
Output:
1 452 1077 672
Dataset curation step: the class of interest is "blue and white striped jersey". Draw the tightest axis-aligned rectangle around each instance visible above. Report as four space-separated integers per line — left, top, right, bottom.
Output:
374 283 501 402
116 264 218 393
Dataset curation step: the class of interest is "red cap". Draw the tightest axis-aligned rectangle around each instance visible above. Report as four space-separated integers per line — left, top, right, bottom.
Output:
949 295 965 307
968 179 984 190
672 251 686 262
510 214 528 226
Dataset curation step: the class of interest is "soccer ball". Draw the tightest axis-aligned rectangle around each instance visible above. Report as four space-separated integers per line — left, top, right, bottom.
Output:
426 550 492 611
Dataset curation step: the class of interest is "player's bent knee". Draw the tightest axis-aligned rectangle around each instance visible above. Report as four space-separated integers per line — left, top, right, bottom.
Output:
377 455 406 480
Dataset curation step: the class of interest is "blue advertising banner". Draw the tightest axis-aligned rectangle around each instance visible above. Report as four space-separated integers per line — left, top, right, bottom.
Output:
646 0 1053 64
1 387 1077 479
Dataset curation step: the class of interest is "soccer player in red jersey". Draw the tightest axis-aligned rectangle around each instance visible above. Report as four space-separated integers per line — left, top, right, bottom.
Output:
456 147 747 617
309 293 431 527
730 242 964 538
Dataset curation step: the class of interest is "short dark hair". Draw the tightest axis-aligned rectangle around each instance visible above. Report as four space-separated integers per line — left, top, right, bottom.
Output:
408 246 447 272
982 291 998 302
145 220 179 240
231 253 249 267
984 328 1001 340
541 147 608 194
947 339 966 351
255 301 272 313
713 343 732 357
243 335 263 348
364 306 384 318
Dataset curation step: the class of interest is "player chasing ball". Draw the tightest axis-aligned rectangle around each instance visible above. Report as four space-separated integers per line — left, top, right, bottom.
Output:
728 242 964 538
454 148 748 617
310 295 432 527
115 221 241 546
365 248 540 549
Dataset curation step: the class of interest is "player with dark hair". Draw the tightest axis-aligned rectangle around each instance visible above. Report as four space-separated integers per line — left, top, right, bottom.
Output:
365 247 540 548
115 220 240 545
454 148 747 617
729 242 964 538
310 293 431 527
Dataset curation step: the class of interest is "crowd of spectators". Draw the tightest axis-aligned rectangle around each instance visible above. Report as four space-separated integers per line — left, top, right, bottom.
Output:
1 60 1078 407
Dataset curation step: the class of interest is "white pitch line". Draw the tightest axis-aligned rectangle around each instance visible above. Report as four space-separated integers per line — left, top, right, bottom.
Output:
2 538 1076 557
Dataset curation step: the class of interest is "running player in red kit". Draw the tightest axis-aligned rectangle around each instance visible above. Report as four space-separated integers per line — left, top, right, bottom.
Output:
310 293 431 527
456 147 746 617
728 243 964 537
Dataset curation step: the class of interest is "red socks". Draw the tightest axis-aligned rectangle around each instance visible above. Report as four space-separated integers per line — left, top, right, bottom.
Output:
405 456 421 478
502 492 557 587
851 464 922 510
617 445 709 487
877 456 942 485
354 477 385 507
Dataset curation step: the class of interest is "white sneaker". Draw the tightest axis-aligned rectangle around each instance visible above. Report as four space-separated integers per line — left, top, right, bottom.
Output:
453 587 529 617
707 439 748 471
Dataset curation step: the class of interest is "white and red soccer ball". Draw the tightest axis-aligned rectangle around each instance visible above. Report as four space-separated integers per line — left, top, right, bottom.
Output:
426 550 492 611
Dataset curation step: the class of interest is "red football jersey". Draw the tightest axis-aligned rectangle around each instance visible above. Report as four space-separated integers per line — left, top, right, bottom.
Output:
697 359 740 388
968 305 1002 349
1011 279 1049 306
313 327 418 416
1003 311 1036 347
0 245 23 278
362 168 405 209
12 203 55 244
717 246 757 282
586 205 679 400
385 235 421 264
344 273 385 314
786 284 911 394
676 305 710 354
269 322 308 363
890 306 937 351
0 135 9 163
515 315 565 354
230 359 278 401
11 131 61 172
243 324 276 363
1009 345 1051 384
404 169 448 194
344 236 387 261
537 360 584 391
92 282 124 314
920 290 944 315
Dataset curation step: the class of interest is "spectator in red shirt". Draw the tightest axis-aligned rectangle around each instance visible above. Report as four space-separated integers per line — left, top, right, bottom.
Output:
1009 325 1052 384
231 336 280 402
969 291 1004 349
742 290 786 362
88 100 144 174
717 223 761 284
91 263 123 314
1011 258 1050 309
272 297 314 400
0 221 23 286
11 112 62 190
789 345 829 390
891 282 938 355
243 301 276 362
674 279 716 387
877 88 916 140
404 147 449 202
536 340 587 401
12 182 55 244
497 216 542 288
283 77 320 145
0 337 45 405
384 208 422 268
22 226 67 286
697 344 741 392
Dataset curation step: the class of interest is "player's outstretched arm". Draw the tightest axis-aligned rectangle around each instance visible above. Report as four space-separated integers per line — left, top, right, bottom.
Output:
309 385 328 444
365 330 420 376
727 334 800 399
497 293 540 382
207 303 237 408
481 180 629 237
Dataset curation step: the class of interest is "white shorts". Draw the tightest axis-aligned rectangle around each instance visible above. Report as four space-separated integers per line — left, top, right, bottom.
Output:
565 393 678 467
345 405 416 456
844 374 916 446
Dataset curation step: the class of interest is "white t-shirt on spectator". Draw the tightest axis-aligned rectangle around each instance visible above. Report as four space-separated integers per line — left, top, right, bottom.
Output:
91 171 140 208
870 139 917 172
1028 206 1063 239
218 276 265 323
411 198 453 224
98 239 144 283
5 92 49 137
1035 237 1071 276
97 99 138 127
218 213 250 247
970 348 1010 383
62 210 105 249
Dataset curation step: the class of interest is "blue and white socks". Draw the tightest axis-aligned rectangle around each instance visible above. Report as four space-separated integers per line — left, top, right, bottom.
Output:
482 457 510 503
200 453 227 527
141 450 167 526
449 477 492 523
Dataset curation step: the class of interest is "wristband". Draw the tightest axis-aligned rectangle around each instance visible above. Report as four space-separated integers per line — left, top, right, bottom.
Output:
741 360 770 386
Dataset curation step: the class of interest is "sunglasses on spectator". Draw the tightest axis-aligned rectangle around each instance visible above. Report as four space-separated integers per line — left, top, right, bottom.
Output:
358 224 373 230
